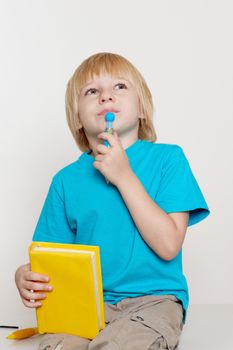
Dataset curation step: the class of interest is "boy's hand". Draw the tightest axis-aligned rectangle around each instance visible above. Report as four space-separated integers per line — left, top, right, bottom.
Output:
93 131 133 187
15 263 52 308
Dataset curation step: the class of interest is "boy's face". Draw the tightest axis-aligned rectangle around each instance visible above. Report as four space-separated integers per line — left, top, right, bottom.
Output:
78 73 141 140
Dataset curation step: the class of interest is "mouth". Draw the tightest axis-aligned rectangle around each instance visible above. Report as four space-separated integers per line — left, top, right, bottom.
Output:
97 109 120 116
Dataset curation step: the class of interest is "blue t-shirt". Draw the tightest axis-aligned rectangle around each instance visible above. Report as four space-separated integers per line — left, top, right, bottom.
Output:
32 140 210 323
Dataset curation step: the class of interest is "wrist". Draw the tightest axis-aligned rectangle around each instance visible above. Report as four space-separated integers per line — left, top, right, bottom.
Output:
116 169 135 189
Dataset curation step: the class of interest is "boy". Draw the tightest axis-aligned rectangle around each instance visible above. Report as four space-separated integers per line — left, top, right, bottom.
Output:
15 52 210 349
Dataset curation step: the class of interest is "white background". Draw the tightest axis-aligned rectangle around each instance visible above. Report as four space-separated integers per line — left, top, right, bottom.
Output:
0 0 232 327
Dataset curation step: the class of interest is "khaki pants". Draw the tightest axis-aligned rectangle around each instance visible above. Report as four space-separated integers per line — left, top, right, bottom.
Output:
38 294 184 350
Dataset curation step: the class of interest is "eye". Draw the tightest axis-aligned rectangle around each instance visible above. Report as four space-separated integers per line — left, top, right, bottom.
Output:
85 88 98 96
115 83 127 90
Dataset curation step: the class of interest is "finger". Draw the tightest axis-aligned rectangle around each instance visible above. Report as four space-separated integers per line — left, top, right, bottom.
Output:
96 143 109 155
24 281 53 292
23 298 42 308
97 132 117 147
25 271 50 282
94 154 105 161
26 290 46 301
93 160 101 171
21 288 46 302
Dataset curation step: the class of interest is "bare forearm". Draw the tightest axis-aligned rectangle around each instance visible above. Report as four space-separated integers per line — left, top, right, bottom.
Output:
116 171 178 260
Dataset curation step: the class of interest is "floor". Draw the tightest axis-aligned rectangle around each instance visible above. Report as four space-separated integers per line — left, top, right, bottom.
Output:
1 305 233 349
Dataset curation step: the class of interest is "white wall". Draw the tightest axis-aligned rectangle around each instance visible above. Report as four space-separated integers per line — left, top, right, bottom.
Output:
1 0 232 327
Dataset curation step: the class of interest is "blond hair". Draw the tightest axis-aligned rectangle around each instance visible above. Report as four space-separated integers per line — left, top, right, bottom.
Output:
65 52 157 152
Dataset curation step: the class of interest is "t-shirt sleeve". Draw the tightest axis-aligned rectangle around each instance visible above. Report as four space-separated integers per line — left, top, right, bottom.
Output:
155 145 210 227
32 175 76 243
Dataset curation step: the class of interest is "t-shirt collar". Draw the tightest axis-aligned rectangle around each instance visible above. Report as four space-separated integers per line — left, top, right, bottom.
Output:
78 139 142 166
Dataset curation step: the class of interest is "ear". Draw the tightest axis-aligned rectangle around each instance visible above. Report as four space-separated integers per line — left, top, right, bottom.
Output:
76 117 83 129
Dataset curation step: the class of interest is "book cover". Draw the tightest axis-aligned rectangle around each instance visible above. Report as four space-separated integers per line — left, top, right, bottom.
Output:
29 241 105 339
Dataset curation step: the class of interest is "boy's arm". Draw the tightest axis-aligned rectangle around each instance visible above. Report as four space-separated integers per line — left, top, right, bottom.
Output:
116 171 189 261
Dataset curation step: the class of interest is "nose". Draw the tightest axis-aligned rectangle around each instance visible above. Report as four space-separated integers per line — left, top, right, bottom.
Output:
99 92 115 104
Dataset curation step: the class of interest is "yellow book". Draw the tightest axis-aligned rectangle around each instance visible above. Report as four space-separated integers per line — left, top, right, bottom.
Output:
29 241 105 339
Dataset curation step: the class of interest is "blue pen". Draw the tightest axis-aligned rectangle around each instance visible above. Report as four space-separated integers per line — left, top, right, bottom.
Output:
104 112 115 184
104 112 115 147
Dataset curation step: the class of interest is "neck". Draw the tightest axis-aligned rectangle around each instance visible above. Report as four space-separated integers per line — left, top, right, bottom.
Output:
87 131 139 158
